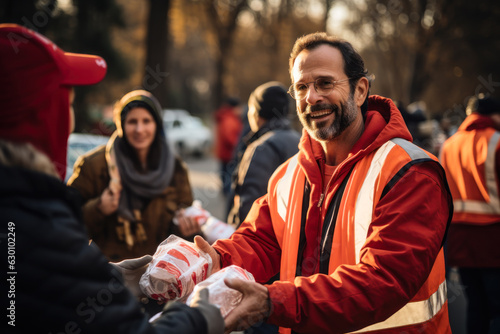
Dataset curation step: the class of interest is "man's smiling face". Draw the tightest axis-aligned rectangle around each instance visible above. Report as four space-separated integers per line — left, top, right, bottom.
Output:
292 44 359 142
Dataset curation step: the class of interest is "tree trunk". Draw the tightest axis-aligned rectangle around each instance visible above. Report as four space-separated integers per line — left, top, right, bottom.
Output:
323 0 335 32
213 44 226 109
203 0 247 109
73 0 92 132
145 0 171 107
408 0 431 103
408 50 428 103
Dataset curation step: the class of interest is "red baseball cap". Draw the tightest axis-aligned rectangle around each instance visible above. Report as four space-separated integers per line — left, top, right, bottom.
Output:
0 24 108 179
0 24 107 86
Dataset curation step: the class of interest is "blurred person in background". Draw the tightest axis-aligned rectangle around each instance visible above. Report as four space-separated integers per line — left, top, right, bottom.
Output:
226 81 300 334
195 32 452 334
68 90 201 263
214 97 243 196
226 81 300 229
440 95 500 334
0 24 222 334
226 104 251 193
397 100 428 150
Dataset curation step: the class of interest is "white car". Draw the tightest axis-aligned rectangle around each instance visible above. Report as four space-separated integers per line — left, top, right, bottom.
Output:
162 109 213 158
65 133 109 182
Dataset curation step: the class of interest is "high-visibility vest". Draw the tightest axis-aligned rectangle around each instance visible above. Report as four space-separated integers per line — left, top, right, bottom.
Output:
270 138 450 334
440 129 500 224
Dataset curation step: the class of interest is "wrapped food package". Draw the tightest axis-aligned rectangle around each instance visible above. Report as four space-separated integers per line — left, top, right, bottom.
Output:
201 216 235 244
175 200 210 225
177 200 235 244
186 265 255 317
140 235 213 302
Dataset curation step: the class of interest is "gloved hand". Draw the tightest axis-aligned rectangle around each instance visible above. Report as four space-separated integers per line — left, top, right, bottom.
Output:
189 287 224 334
110 254 152 299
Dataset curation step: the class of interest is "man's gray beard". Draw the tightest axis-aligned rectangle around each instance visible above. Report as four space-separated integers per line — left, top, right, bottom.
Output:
302 94 358 142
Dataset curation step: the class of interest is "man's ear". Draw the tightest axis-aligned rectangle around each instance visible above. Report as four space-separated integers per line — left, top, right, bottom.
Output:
354 77 369 108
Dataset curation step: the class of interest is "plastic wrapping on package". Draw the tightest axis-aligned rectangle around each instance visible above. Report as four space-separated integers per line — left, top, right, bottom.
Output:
186 265 255 317
174 200 210 226
201 216 235 244
178 200 235 244
140 235 213 302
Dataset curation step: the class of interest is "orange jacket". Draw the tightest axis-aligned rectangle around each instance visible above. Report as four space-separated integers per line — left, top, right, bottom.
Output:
214 96 452 333
440 113 500 224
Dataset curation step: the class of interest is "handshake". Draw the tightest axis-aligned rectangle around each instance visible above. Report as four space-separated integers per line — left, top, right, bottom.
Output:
111 235 265 334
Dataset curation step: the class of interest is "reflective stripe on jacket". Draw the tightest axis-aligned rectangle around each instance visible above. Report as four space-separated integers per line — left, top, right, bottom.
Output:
271 138 449 334
440 117 500 224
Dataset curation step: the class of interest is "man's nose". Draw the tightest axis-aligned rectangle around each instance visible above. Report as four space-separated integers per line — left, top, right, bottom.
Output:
305 83 322 105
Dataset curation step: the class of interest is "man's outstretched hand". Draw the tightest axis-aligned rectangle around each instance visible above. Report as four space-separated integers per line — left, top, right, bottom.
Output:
194 236 271 333
194 235 221 273
223 278 271 334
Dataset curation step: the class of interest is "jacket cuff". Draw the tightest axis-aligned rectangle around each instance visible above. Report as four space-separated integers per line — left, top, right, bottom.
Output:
213 243 231 268
266 281 297 328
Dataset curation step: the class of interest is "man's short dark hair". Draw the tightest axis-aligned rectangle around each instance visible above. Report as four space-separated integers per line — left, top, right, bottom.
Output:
289 32 370 113
467 95 500 115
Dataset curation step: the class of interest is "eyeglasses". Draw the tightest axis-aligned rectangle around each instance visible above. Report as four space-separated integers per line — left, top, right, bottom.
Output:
287 77 351 100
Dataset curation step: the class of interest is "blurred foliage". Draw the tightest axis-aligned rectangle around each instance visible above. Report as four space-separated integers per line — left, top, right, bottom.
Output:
167 0 327 115
1 0 499 133
341 0 500 115
0 0 56 33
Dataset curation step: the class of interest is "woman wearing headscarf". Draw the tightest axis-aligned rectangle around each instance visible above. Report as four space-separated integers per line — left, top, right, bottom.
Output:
68 90 200 262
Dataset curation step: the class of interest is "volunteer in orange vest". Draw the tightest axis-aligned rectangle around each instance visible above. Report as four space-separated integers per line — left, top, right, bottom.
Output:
195 32 453 333
440 95 500 334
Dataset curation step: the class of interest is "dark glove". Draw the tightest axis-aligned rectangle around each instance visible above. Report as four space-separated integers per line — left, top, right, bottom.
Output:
189 287 224 334
110 254 152 299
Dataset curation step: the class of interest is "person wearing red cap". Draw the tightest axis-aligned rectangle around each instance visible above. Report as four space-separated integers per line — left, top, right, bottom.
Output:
0 24 223 334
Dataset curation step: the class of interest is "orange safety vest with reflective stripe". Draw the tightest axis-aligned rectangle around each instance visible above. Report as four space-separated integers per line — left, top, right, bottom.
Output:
270 138 450 334
440 127 500 224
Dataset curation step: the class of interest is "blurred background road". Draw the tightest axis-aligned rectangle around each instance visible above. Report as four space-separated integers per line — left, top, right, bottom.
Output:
184 155 226 221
